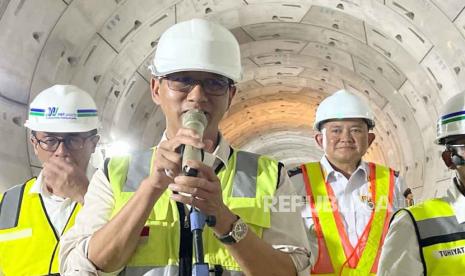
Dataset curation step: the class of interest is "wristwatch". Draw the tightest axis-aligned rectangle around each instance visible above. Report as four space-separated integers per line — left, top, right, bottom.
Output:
216 216 248 244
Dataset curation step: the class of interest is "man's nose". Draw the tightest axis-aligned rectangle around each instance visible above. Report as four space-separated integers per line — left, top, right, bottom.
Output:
340 129 354 141
54 140 70 156
187 82 208 102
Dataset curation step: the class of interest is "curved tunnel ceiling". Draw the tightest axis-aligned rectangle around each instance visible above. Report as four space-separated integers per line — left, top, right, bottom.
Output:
1 0 464 200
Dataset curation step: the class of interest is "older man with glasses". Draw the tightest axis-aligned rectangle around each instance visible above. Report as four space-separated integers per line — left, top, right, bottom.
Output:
0 85 100 275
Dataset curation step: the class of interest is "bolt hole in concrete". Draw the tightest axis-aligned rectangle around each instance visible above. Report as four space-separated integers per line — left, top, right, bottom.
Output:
12 116 22 127
32 32 40 42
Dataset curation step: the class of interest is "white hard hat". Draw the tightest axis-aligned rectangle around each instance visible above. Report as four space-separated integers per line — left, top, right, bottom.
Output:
24 85 99 133
314 89 375 131
149 18 242 82
436 91 465 145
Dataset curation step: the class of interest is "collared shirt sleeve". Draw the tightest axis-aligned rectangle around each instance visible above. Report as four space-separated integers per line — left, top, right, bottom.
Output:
262 167 311 276
393 175 407 211
377 210 423 276
288 166 318 266
59 169 122 276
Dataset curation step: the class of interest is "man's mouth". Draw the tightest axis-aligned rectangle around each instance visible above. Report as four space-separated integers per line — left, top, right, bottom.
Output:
182 109 208 116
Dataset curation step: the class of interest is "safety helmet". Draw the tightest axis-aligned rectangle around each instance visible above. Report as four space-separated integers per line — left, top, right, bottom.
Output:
24 85 99 133
436 91 465 145
314 89 375 131
149 18 242 82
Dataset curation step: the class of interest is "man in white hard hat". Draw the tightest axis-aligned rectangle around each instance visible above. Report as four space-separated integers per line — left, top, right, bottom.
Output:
288 89 406 275
0 85 100 275
60 18 310 275
378 91 465 275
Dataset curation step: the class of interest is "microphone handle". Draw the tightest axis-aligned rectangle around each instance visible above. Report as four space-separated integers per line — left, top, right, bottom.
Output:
182 145 203 177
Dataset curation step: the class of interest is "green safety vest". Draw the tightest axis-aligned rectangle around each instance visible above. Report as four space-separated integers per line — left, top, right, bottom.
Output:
107 148 278 274
401 198 465 275
0 178 80 275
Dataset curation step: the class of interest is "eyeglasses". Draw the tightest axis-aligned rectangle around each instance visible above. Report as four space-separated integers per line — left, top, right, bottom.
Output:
161 74 232 96
33 134 96 152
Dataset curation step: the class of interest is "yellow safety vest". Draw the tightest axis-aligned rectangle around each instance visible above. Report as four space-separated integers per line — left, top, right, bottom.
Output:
302 162 394 276
0 178 80 275
401 198 465 275
107 148 278 274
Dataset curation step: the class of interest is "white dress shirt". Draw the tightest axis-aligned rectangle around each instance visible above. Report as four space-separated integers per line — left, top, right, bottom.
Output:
289 156 406 264
378 179 465 276
29 172 76 235
59 134 311 275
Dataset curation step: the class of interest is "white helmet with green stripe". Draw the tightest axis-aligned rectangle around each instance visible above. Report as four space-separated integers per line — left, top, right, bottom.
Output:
436 91 465 145
24 85 99 133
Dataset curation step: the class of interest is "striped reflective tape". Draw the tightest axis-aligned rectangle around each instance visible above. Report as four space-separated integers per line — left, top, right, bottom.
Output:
441 110 465 125
29 108 45 117
77 109 97 117
0 228 32 242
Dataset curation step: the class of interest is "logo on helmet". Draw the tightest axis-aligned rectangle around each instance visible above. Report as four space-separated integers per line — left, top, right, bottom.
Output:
44 106 77 120
47 107 59 117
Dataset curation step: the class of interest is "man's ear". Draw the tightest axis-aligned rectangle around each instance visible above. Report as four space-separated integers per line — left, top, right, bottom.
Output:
151 77 161 105
227 86 237 109
315 132 324 149
442 149 457 169
368 132 376 147
30 136 39 156
90 135 100 153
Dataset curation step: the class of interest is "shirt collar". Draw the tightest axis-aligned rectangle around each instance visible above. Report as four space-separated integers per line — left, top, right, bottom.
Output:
29 172 44 195
29 171 67 202
446 178 465 224
320 155 368 182
159 131 230 170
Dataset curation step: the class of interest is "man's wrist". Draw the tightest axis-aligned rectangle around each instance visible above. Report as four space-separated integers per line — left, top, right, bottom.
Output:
141 178 166 196
212 206 237 235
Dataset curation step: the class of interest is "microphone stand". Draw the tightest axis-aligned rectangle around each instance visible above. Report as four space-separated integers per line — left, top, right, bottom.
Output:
183 161 216 276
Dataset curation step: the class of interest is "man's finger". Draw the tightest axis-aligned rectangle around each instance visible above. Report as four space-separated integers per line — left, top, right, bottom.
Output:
168 183 210 199
46 157 76 171
184 160 219 182
173 175 217 194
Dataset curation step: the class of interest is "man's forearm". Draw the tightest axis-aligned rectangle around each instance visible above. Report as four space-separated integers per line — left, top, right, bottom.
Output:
88 181 164 272
226 231 297 276
210 205 297 275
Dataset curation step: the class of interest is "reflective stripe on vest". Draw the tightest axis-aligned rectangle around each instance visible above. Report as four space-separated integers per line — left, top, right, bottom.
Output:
0 178 81 275
0 184 24 229
121 149 262 197
302 162 394 276
124 150 152 192
403 199 465 276
108 148 278 273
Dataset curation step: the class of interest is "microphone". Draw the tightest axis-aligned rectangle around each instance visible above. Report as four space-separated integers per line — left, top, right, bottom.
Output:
181 109 207 176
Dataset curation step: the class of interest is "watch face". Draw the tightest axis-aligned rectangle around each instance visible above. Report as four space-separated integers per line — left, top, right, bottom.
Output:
232 220 248 241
